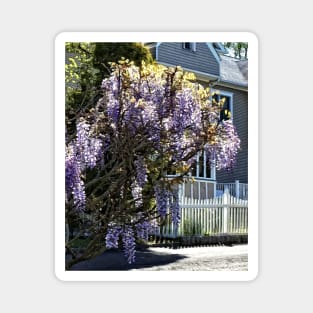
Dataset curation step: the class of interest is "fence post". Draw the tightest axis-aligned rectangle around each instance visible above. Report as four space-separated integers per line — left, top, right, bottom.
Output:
235 180 240 198
223 187 229 233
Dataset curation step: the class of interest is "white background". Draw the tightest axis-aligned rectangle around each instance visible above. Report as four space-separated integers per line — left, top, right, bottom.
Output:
55 31 259 282
0 1 311 312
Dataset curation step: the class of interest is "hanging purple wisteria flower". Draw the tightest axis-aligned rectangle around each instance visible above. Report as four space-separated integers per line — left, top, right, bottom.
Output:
122 226 136 264
65 144 85 211
205 120 241 170
134 157 147 188
105 224 122 249
154 185 170 218
65 119 103 211
131 180 143 208
135 219 152 242
169 189 180 227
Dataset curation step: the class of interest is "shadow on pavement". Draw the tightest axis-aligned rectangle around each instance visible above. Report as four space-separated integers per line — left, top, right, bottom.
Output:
69 248 187 271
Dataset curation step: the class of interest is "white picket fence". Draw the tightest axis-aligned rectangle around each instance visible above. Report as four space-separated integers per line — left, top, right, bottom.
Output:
151 189 248 238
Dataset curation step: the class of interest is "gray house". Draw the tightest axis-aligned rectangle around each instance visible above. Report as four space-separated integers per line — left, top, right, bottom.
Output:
145 42 248 199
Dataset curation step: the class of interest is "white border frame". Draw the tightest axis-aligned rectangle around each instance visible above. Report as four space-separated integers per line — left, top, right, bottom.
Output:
55 32 258 282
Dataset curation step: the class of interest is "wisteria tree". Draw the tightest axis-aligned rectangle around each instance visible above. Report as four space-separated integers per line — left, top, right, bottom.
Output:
65 60 240 269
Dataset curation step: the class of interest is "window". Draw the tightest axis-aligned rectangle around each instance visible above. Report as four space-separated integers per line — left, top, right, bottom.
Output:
167 150 213 179
190 151 212 179
182 42 196 52
212 90 233 121
183 42 191 49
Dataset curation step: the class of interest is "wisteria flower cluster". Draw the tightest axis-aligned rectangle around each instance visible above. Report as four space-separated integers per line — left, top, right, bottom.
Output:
205 120 241 170
65 118 103 210
105 217 153 264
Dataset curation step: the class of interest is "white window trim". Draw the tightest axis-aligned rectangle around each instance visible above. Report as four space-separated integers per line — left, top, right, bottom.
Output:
206 43 221 63
182 42 196 52
156 42 161 61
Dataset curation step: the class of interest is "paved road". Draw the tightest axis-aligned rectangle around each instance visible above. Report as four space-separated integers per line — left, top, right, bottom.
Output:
70 244 248 271
131 245 248 271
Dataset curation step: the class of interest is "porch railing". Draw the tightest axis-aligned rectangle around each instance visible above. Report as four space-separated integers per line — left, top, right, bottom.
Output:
177 178 248 200
216 181 248 200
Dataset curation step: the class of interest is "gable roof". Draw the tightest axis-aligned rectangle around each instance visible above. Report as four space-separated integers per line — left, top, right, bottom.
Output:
145 42 248 89
219 54 248 87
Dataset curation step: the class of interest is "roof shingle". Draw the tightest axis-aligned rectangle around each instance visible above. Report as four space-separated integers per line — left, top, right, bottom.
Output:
219 54 248 86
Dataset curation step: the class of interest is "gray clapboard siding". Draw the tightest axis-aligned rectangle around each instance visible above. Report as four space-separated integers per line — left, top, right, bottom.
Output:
215 86 248 183
157 43 219 76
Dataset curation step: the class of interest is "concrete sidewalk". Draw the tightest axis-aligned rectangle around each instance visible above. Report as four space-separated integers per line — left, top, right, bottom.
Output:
69 244 248 271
